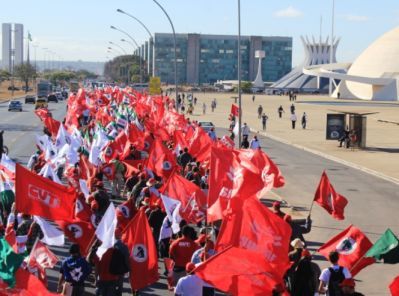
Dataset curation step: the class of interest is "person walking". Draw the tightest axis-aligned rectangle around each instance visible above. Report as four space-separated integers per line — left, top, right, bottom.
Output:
249 135 261 150
241 123 250 141
278 105 284 118
257 105 263 119
301 112 308 129
252 95 255 102
58 244 92 296
261 113 268 131
318 251 352 296
202 103 206 115
290 103 295 114
290 112 297 129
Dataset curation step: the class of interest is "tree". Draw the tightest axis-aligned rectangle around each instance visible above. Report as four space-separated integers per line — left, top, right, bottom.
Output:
240 81 253 93
104 55 148 83
14 63 37 93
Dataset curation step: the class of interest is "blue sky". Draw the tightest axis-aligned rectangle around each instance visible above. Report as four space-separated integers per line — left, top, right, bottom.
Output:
1 0 398 66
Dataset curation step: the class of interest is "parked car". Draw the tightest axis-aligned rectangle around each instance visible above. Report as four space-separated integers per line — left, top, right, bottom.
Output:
21 86 33 91
7 86 20 91
198 121 215 132
35 98 48 109
47 94 58 103
25 95 36 104
8 100 23 112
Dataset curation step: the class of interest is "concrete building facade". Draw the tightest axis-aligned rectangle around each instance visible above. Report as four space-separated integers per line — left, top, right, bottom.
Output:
1 23 24 72
137 33 292 85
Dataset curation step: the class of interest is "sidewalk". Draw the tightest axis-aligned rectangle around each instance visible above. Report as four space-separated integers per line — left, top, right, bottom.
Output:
187 92 399 182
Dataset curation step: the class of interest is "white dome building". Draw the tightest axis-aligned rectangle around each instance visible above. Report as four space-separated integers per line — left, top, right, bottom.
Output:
304 26 399 101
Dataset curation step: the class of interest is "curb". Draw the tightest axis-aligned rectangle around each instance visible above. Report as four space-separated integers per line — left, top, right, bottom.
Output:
251 128 399 186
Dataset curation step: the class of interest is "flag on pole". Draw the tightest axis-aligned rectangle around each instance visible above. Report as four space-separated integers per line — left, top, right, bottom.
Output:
122 209 159 290
0 238 24 287
33 216 65 246
313 171 348 220
95 202 117 258
365 229 399 263
230 104 239 117
318 225 375 276
28 240 59 284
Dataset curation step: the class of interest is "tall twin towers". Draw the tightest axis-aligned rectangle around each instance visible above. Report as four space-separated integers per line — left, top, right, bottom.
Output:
2 23 24 72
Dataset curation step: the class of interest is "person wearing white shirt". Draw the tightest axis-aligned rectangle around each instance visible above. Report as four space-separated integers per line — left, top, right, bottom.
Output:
290 112 297 129
175 263 204 296
242 122 250 140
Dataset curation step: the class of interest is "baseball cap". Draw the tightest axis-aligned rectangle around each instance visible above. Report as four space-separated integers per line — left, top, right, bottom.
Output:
185 262 196 274
272 201 281 208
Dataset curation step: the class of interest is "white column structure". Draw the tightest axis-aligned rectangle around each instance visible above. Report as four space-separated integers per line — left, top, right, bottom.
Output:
253 50 265 88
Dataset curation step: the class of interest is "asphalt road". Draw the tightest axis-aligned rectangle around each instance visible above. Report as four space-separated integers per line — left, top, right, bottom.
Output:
1 100 398 295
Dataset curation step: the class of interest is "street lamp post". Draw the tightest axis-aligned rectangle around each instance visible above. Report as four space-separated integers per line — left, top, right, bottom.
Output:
237 0 242 148
117 8 155 77
110 25 142 83
109 41 127 55
329 0 335 97
151 0 178 108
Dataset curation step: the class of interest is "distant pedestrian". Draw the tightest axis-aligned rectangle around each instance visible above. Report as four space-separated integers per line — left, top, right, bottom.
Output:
249 135 261 150
242 122 250 140
194 97 197 105
261 113 268 131
202 103 206 115
208 128 217 141
252 95 255 102
290 104 295 113
278 105 284 118
257 105 263 118
211 101 216 112
301 112 308 129
290 112 297 129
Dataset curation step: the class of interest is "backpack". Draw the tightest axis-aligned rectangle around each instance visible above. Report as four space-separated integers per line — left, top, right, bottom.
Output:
109 248 130 276
328 266 345 296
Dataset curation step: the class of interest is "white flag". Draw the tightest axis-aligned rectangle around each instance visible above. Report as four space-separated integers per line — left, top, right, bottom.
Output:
160 194 182 234
95 202 117 258
34 216 65 246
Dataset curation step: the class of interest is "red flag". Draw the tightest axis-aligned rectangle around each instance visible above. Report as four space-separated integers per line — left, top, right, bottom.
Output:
116 198 138 231
15 164 75 221
146 139 176 179
218 135 235 149
318 225 375 276
122 159 144 178
195 246 285 296
216 197 291 279
207 146 264 222
231 104 239 117
74 196 92 222
161 172 206 224
56 220 95 256
34 108 51 122
188 126 214 162
28 240 59 283
102 131 128 163
43 117 61 139
0 268 58 295
127 124 145 151
390 276 399 296
314 171 348 220
122 210 159 290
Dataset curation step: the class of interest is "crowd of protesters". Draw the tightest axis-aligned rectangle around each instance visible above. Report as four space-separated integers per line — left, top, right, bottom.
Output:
0 86 368 296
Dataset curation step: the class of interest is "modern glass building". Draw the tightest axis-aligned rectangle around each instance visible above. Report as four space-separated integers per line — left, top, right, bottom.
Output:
136 33 292 85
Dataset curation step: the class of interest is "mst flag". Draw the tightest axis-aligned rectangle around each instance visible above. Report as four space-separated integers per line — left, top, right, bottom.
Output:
0 238 24 287
146 139 176 178
365 228 399 263
57 220 95 256
318 225 375 276
15 164 75 221
122 210 159 290
195 246 284 296
314 171 348 220
216 197 291 279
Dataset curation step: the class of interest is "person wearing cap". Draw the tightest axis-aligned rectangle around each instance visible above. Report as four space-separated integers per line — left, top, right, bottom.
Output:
191 235 216 264
319 251 352 296
289 249 321 296
272 201 292 222
58 244 92 295
174 262 205 296
340 278 365 296
169 225 200 285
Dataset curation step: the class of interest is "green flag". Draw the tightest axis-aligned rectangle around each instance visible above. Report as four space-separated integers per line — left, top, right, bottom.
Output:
0 176 14 214
365 229 399 263
0 238 24 287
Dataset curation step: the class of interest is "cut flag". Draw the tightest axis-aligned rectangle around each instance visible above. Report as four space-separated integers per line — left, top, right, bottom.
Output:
313 171 348 220
365 228 399 264
122 209 159 291
318 225 375 276
15 164 75 221
216 197 291 279
195 246 285 296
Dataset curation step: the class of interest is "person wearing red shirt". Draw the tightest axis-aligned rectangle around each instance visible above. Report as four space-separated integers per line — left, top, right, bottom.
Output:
169 226 199 286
